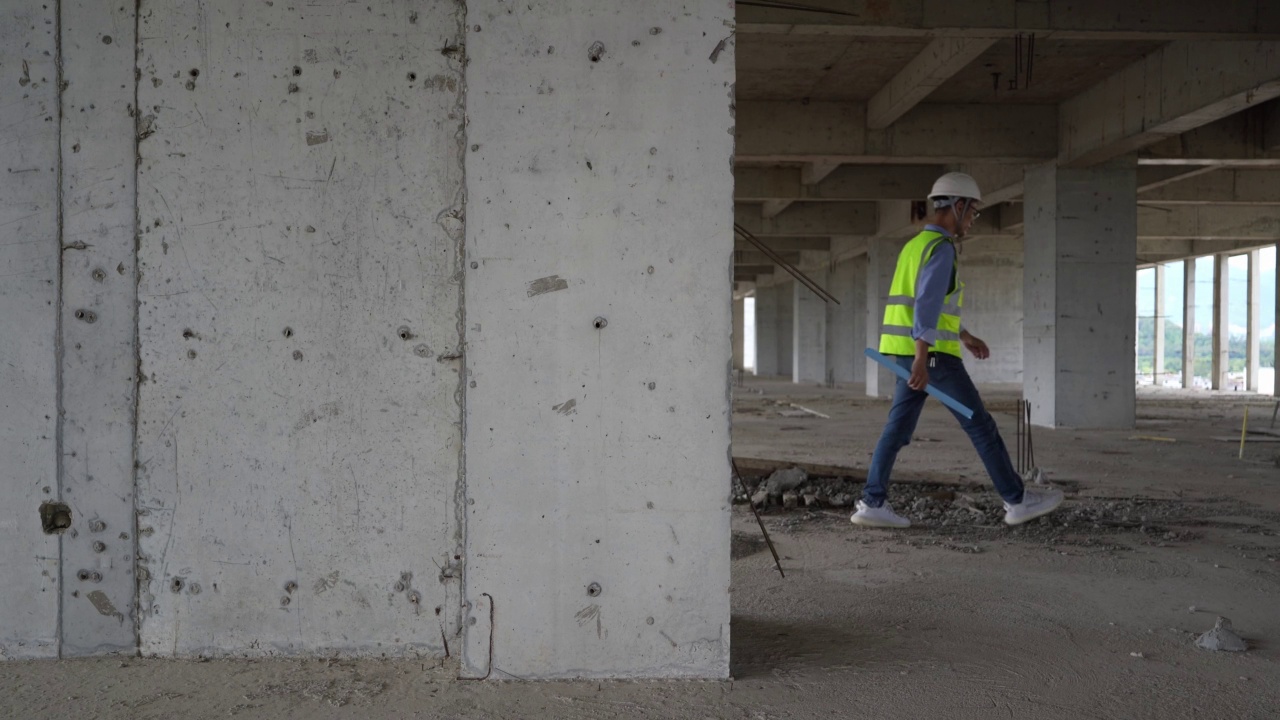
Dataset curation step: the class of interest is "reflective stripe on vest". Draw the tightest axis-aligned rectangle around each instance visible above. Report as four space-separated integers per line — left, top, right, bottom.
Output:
878 230 965 358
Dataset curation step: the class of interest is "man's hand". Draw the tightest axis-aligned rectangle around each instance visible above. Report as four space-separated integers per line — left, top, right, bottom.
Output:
961 330 990 360
909 340 930 390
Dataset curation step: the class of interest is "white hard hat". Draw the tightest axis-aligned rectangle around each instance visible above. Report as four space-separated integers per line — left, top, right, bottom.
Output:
928 172 982 204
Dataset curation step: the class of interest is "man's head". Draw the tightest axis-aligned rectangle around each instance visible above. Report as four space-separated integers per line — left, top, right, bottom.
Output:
928 172 982 238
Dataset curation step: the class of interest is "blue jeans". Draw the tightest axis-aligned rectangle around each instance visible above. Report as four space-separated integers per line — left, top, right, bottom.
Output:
864 354 1024 507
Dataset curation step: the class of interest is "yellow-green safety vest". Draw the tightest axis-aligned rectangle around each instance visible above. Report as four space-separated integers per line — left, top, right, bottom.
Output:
878 230 965 358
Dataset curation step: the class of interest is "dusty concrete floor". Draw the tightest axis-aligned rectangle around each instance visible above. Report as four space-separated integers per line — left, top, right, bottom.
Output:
3 376 1279 719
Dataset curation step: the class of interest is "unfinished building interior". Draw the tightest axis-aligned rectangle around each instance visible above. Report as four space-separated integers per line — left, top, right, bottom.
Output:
3 1 1280 717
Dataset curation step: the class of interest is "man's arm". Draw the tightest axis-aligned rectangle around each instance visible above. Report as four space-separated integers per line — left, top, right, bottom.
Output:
912 242 954 346
907 243 954 389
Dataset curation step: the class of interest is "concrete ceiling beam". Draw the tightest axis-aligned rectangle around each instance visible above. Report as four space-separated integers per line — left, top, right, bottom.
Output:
1137 205 1280 240
801 161 842 186
1138 238 1279 265
760 200 792 219
1138 168 1280 204
733 250 802 266
867 37 1000 130
1061 41 1280 167
740 200 1280 240
734 165 945 202
734 237 831 252
737 0 1280 40
735 202 878 237
1136 166 1226 193
736 101 1057 165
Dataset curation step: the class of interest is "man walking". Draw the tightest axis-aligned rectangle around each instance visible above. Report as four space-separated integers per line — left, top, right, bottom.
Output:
852 173 1063 529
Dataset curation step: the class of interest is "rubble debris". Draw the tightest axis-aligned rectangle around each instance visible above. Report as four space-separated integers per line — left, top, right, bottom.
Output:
763 467 807 495
1195 617 1248 652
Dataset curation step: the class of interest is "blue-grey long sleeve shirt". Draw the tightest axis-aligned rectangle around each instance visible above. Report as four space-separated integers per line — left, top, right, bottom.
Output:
912 224 964 346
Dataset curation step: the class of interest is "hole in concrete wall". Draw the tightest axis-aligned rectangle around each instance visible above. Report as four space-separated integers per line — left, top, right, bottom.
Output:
91 268 106 282
92 541 106 553
282 326 293 338
189 68 199 77
407 72 417 81
40 502 72 534
593 317 608 329
182 328 195 339
74 309 97 323
292 66 302 76
102 35 112 44
397 326 414 341
586 582 602 597
170 577 185 593
588 42 605 62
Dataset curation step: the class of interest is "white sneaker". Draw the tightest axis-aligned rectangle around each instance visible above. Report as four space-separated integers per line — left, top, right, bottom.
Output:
850 500 911 528
1003 488 1064 526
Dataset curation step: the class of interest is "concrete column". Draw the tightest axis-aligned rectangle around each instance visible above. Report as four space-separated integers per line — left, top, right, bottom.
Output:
463 0 733 679
754 285 779 376
1153 264 1166 381
793 273 828 383
1023 161 1137 428
732 296 745 371
135 1 468 658
0 3 60 659
866 238 908 397
826 256 867 385
57 0 140 656
777 280 795 378
1212 254 1230 390
1249 250 1261 392
1183 258 1197 389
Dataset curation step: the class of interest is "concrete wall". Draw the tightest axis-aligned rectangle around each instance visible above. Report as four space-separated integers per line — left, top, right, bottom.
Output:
777 279 795 377
132 0 466 656
460 1 733 678
58 0 141 656
793 274 827 383
0 4 60 660
827 256 867 384
754 284 779 376
959 252 1023 386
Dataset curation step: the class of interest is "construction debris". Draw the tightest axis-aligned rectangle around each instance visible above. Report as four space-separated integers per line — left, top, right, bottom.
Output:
1195 617 1248 652
762 466 808 495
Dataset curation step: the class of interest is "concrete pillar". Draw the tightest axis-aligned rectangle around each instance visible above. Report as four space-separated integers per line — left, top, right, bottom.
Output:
1154 264 1166 381
0 3 60 659
1183 258 1197 389
866 238 908 398
777 280 795 378
1249 250 1261 392
1212 254 1230 390
462 0 733 678
793 273 828 383
754 285 779 376
57 0 141 656
1024 162 1137 428
732 297 745 371
826 256 867 385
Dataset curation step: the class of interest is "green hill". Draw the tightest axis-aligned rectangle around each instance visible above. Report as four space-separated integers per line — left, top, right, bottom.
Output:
1137 317 1274 375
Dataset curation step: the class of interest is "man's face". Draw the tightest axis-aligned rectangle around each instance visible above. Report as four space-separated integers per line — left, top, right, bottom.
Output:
956 200 981 238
